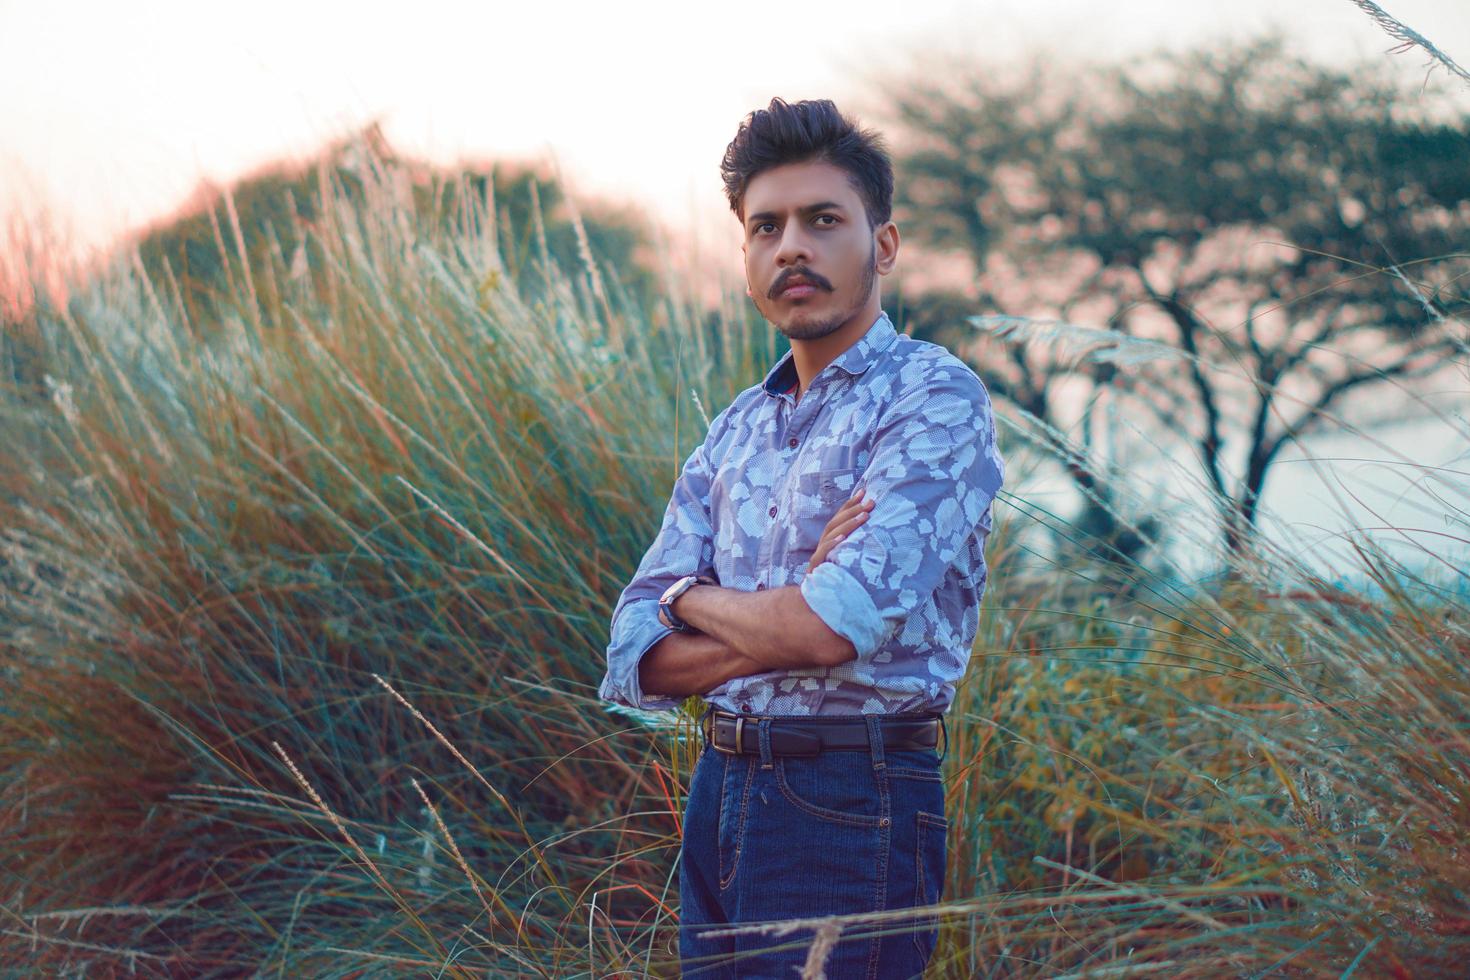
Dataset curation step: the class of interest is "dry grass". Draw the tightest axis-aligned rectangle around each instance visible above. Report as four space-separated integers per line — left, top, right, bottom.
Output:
1 134 1466 977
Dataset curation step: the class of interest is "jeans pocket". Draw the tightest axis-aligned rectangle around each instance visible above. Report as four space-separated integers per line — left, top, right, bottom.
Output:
774 752 883 826
912 809 949 963
887 747 944 784
718 752 753 890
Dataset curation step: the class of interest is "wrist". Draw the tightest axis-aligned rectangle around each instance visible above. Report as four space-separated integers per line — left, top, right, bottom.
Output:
659 573 717 632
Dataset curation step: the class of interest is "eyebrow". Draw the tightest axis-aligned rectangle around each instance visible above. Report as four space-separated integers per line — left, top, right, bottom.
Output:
746 201 846 226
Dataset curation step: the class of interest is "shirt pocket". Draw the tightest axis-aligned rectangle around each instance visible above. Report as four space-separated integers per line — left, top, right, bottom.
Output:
792 467 860 554
798 467 859 507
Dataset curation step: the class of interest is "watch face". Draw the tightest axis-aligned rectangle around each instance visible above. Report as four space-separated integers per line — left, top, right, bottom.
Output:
661 575 694 604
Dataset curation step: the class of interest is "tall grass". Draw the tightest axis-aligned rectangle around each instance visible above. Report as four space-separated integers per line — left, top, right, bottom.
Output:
1 146 773 976
2 141 1467 977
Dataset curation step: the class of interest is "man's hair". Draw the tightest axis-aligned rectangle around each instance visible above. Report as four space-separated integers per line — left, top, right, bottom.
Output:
720 98 893 228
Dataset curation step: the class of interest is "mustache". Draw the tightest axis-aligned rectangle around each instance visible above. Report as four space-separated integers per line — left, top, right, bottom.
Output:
768 266 834 299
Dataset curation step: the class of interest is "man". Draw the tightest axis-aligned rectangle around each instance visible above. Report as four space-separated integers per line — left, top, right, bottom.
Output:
598 97 1005 978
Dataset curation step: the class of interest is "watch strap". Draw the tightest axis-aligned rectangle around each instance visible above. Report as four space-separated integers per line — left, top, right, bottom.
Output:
661 573 716 632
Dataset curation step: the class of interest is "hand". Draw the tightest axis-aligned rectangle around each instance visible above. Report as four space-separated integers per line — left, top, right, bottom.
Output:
806 487 875 575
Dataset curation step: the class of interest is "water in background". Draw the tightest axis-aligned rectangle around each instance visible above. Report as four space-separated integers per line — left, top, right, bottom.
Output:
1013 408 1468 595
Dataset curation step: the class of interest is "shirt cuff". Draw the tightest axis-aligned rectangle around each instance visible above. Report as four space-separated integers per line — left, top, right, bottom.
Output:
602 602 684 712
800 561 887 661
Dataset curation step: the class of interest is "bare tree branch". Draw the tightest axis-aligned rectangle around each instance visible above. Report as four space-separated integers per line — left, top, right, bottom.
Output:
1262 337 1458 461
892 38 1470 558
1140 277 1230 499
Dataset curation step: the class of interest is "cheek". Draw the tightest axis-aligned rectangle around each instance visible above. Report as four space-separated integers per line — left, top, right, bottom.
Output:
837 246 872 290
744 259 762 297
833 235 866 264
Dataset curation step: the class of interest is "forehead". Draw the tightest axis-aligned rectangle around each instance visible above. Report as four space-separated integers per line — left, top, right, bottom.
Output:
742 159 863 216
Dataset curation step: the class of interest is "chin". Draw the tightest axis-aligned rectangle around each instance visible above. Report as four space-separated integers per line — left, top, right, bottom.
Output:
781 317 846 342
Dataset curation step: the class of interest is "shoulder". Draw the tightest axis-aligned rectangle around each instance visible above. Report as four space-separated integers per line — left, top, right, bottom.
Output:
701 383 765 447
878 336 1006 489
879 335 995 413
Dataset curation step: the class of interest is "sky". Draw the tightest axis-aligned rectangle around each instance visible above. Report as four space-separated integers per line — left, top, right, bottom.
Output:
2 0 1467 580
3 0 1468 261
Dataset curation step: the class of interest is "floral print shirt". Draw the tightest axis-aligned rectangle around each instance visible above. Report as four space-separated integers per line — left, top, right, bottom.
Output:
599 311 1005 716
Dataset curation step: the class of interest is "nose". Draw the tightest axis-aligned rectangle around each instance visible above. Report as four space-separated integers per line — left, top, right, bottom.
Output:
774 224 811 267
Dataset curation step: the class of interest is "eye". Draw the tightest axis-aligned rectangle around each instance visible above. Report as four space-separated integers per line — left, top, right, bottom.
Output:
753 221 777 236
814 214 838 227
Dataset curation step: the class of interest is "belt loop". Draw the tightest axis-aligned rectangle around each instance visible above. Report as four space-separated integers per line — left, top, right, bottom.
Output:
937 712 948 764
757 717 774 770
865 714 886 771
699 702 714 752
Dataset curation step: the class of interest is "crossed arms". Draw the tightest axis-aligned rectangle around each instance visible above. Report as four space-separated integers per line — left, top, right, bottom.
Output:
638 492 876 700
641 590 840 700
599 367 1005 713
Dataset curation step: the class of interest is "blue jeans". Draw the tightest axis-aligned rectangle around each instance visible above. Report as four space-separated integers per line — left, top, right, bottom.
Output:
679 707 949 979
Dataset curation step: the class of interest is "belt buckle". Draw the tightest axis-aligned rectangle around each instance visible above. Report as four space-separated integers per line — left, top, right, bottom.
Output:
710 713 742 755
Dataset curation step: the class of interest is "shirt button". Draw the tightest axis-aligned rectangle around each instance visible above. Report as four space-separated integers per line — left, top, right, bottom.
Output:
768 505 777 517
788 437 798 448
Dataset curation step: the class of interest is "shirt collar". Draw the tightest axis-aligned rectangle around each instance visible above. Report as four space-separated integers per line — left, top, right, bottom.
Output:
761 311 898 399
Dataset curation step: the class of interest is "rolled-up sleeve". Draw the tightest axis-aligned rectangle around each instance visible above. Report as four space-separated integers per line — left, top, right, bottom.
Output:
599 422 724 712
800 367 1004 661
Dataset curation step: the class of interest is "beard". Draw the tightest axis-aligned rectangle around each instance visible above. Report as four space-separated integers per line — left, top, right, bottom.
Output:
767 241 877 341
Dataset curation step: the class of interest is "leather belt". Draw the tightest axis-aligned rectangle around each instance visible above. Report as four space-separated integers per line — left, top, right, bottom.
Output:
704 708 943 757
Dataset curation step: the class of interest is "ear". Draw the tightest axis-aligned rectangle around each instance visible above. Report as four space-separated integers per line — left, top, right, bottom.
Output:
875 221 900 276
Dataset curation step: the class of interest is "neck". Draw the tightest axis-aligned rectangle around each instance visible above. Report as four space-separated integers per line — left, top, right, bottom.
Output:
788 298 881 396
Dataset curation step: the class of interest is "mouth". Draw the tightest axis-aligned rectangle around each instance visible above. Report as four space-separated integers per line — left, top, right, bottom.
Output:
771 271 830 300
780 282 818 299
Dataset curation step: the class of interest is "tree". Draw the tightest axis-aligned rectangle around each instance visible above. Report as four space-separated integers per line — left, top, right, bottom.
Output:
886 37 1470 559
129 122 656 331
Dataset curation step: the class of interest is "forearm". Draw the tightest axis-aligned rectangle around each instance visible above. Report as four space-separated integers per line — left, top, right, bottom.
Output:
639 630 767 700
672 584 847 671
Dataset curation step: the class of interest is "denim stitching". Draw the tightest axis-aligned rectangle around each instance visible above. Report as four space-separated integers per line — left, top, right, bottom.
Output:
864 714 892 980
713 749 732 887
912 810 949 960
719 755 755 892
885 767 942 782
773 758 883 827
913 813 927 960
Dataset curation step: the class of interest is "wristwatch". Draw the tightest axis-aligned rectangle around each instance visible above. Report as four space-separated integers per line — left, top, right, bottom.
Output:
659 574 717 633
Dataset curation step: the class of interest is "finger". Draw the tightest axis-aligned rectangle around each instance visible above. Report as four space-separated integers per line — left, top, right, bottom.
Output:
819 505 857 536
826 489 864 518
815 515 859 556
835 499 875 528
822 493 871 532
815 528 848 566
